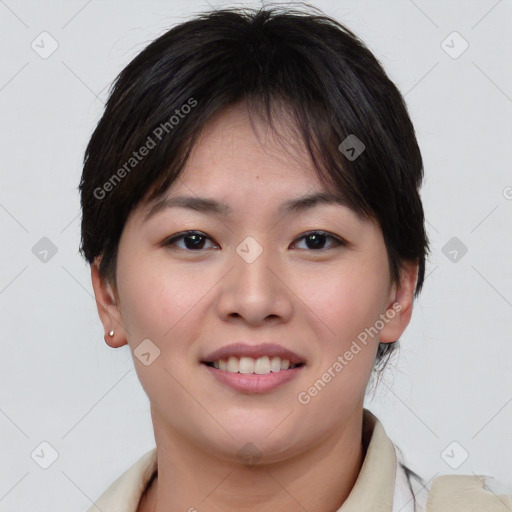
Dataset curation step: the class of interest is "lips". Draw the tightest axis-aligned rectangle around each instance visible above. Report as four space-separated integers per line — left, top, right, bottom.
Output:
201 342 306 366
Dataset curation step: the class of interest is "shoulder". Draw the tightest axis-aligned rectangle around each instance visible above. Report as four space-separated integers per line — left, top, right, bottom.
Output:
426 474 512 512
370 409 512 512
394 463 512 512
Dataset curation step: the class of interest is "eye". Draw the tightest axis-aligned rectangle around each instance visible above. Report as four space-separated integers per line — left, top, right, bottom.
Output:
162 230 346 252
291 231 345 251
162 231 218 251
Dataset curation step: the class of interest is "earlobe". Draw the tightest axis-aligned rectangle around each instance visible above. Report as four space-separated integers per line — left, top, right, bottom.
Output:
379 261 419 344
90 256 128 348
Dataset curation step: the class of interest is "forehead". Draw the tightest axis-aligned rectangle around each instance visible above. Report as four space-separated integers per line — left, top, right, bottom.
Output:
135 101 367 226
178 102 321 190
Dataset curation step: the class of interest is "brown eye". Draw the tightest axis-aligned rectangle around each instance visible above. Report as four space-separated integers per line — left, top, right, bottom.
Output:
292 231 345 251
163 231 217 251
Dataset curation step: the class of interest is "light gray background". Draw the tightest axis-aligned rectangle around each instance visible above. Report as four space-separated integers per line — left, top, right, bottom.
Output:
1 0 511 510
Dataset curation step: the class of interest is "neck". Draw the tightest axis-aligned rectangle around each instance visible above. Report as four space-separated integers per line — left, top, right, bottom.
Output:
139 406 365 512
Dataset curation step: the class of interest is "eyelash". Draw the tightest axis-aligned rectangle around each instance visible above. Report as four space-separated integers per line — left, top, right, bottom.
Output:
162 230 346 252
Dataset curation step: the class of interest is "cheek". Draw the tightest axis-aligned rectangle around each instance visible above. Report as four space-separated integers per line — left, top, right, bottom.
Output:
115 258 206 405
292 272 382 420
296 259 389 340
116 252 187 335
292 253 390 398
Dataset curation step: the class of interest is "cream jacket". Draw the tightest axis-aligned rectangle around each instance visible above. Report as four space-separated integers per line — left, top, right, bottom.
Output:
86 410 512 511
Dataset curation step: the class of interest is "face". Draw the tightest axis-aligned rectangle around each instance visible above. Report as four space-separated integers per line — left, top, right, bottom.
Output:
92 102 416 463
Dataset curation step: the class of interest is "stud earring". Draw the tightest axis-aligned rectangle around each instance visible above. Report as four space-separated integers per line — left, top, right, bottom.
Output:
109 330 115 336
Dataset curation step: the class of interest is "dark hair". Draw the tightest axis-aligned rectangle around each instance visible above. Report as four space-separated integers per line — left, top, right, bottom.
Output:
79 4 429 368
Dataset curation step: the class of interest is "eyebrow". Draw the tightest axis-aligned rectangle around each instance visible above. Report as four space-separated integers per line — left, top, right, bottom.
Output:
143 191 351 223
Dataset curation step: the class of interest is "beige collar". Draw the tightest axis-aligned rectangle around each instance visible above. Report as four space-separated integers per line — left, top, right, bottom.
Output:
337 409 397 511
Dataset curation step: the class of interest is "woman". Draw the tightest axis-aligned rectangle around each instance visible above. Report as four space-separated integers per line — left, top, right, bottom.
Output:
79 5 511 511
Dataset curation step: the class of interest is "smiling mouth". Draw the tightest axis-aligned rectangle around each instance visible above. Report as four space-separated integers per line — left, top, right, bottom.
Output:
202 356 305 375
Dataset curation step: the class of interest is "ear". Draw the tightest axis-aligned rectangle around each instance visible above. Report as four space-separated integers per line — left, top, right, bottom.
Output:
379 261 419 344
90 255 128 348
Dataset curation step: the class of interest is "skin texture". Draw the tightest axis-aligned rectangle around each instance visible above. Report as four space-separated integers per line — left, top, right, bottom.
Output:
91 102 418 512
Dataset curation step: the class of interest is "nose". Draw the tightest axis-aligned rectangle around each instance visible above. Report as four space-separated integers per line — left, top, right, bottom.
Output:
216 241 294 327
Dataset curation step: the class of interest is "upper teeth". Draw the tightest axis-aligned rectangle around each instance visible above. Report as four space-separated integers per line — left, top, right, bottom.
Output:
211 356 299 374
